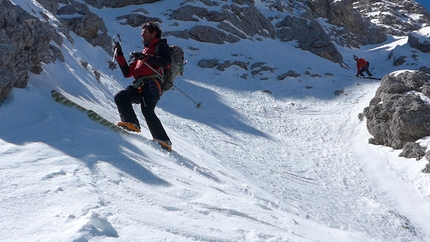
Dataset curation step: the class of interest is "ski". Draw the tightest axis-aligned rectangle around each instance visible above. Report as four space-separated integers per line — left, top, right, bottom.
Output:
51 90 87 112
349 76 382 80
51 90 127 133
51 90 172 151
87 109 128 133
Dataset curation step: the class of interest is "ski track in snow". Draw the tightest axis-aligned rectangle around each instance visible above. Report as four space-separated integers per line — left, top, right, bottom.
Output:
175 82 428 242
2 73 430 242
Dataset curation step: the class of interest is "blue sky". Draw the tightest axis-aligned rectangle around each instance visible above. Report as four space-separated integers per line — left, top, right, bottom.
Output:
416 0 430 11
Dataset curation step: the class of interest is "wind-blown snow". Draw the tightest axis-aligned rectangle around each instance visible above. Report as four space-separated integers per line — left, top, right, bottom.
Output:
1 1 430 241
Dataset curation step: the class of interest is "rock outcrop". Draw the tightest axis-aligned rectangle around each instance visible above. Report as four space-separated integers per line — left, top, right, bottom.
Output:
1 0 429 105
83 0 160 9
166 0 387 65
354 0 430 36
275 15 344 64
408 27 430 53
167 3 275 43
0 0 62 103
55 0 112 55
308 0 387 48
363 69 430 151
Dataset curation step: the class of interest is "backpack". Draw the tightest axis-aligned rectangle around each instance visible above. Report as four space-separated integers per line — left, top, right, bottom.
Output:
155 39 185 92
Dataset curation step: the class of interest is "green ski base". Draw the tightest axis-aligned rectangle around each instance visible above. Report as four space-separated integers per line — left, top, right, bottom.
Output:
51 90 127 133
87 110 127 133
51 90 174 151
51 89 87 112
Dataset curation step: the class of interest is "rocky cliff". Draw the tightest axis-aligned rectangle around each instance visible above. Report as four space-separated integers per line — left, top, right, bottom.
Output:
354 0 430 36
364 69 430 150
2 0 428 103
0 0 62 103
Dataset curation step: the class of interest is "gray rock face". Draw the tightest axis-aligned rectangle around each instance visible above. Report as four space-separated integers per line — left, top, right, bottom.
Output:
354 0 430 36
393 56 408 67
364 71 430 149
0 0 118 104
277 70 301 80
0 0 62 103
169 3 275 43
2 0 430 104
423 155 430 173
83 0 160 9
188 25 240 44
56 0 112 55
308 0 387 48
399 142 426 160
275 15 344 64
116 14 161 28
198 58 249 73
167 0 387 65
408 30 430 53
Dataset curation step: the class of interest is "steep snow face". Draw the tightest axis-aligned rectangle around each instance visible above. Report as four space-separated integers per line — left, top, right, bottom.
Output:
1 0 430 241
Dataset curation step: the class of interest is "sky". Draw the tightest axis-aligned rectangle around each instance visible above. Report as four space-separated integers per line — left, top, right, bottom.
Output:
416 0 430 11
2 1 430 241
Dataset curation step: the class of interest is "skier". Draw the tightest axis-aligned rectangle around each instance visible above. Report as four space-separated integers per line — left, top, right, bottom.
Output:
353 55 373 77
113 21 172 151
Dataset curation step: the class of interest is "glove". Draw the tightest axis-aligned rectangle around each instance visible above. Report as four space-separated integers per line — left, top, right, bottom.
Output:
113 42 123 56
129 51 147 62
133 78 145 89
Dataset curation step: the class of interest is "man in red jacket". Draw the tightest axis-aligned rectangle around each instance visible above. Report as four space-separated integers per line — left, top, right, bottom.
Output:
113 22 172 151
354 55 373 77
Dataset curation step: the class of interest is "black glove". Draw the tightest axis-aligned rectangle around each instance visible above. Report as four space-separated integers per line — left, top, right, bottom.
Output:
129 51 147 62
113 42 123 56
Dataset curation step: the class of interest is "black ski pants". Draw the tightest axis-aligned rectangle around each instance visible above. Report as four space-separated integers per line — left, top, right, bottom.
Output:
358 66 372 76
114 81 170 142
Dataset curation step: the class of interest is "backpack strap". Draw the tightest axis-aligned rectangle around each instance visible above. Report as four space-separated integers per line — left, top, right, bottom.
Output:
154 39 168 56
143 62 163 79
154 39 171 70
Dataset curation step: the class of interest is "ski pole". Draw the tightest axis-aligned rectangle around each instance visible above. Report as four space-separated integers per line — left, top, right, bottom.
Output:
173 84 202 109
112 34 122 62
142 58 201 109
143 62 163 79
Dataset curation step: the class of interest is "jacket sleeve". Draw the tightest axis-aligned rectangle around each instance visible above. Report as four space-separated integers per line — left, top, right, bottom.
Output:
116 54 135 78
147 42 171 68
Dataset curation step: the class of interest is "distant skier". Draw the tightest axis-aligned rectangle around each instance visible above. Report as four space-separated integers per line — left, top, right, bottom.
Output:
113 21 172 151
353 55 373 77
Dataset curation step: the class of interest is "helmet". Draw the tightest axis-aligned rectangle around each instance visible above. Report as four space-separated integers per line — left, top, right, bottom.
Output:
353 55 358 60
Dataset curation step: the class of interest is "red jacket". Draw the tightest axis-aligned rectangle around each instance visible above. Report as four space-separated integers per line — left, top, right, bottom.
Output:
356 58 368 71
116 38 171 80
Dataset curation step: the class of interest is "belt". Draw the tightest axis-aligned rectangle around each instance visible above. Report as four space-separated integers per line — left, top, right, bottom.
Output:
134 76 162 96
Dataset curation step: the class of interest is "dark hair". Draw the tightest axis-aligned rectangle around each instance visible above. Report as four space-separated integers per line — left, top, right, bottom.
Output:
142 22 162 39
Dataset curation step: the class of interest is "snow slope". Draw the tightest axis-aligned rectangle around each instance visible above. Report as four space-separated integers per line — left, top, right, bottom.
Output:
1 1 430 241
